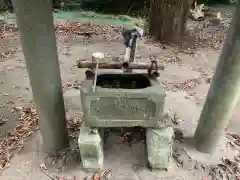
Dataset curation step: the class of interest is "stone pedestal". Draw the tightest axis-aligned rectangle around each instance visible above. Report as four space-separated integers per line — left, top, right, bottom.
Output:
146 126 174 170
78 70 172 172
78 124 104 172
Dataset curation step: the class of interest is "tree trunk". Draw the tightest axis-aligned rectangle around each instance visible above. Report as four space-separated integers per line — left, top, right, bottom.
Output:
149 0 190 44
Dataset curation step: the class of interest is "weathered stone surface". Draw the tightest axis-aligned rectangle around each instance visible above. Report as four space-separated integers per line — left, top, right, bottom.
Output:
78 124 104 172
146 126 174 170
81 72 165 127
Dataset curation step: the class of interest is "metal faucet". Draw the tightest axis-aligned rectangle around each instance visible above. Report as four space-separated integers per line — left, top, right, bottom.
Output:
122 26 144 72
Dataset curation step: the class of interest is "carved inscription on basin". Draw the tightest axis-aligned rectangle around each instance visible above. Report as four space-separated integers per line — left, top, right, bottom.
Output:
90 97 156 120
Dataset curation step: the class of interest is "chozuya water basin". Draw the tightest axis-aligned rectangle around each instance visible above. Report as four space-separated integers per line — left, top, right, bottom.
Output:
80 72 165 127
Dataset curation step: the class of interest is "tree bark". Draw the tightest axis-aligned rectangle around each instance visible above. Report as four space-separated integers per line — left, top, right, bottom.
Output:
149 0 190 44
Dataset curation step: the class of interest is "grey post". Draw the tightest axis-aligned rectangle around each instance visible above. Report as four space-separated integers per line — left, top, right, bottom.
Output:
129 35 138 63
194 3 240 153
123 27 143 72
14 0 69 152
128 27 143 72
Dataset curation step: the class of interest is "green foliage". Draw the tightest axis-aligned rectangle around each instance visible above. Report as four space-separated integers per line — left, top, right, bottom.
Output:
200 0 237 4
0 0 237 13
0 0 13 12
228 0 237 4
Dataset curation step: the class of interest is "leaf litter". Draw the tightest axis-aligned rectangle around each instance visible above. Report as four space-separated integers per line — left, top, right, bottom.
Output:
0 105 38 171
0 20 123 60
55 21 122 43
206 133 240 180
0 104 83 172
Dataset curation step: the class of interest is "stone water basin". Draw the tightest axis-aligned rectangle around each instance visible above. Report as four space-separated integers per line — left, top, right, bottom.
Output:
80 72 165 127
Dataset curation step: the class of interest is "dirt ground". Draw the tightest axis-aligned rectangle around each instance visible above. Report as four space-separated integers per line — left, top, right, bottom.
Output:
1 6 240 180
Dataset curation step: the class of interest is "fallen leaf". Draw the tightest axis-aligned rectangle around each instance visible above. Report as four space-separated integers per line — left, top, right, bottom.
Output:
101 169 112 179
227 133 240 140
40 162 48 170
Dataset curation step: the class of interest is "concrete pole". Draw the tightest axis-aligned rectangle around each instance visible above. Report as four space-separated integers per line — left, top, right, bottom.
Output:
194 3 240 153
14 0 69 152
11 0 15 9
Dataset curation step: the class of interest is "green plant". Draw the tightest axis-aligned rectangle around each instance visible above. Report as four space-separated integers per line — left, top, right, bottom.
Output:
200 0 237 4
228 0 237 4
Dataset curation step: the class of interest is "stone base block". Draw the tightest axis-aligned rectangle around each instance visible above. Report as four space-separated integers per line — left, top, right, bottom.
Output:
146 126 174 170
78 125 104 172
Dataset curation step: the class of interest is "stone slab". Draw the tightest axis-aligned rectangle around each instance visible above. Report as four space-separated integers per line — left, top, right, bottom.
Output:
78 124 104 172
146 126 174 170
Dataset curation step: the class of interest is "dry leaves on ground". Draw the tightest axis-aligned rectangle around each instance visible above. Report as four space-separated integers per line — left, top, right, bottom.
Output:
174 129 184 143
0 105 38 171
208 133 240 180
0 22 21 60
202 74 212 84
0 20 123 60
43 114 83 172
118 127 145 146
0 47 21 59
185 18 229 50
162 74 212 92
62 80 83 91
162 78 201 92
0 23 19 39
55 21 122 42
174 78 202 91
226 133 240 150
90 170 112 180
104 127 145 146
209 157 240 180
163 109 182 125
172 147 209 172
0 104 83 172
1 20 122 42
67 114 83 136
